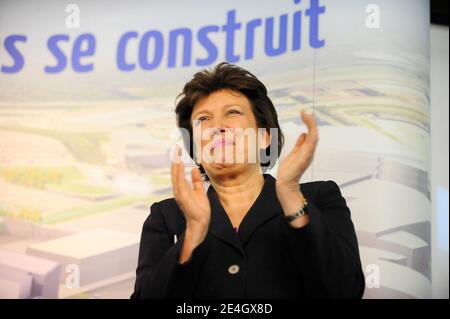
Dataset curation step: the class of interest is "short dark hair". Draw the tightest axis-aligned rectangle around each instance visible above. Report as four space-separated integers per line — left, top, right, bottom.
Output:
175 62 284 179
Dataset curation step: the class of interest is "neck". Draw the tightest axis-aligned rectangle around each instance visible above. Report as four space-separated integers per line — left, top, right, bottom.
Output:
208 167 265 208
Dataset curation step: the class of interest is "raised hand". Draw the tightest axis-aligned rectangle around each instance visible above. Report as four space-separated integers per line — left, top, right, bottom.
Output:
276 110 319 226
171 145 211 263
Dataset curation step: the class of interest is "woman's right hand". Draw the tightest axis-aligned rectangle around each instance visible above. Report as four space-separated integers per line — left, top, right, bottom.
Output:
171 146 211 263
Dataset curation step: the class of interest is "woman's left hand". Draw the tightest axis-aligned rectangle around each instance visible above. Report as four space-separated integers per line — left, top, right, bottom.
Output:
276 110 319 225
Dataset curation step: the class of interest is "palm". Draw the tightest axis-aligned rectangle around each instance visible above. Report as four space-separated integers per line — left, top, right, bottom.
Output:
180 183 210 224
277 111 319 186
171 147 211 226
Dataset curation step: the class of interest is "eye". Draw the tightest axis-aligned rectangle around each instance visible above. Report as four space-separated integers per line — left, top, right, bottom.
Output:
227 109 241 116
194 116 210 125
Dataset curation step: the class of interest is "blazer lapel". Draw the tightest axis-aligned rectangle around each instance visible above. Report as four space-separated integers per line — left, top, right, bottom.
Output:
207 186 245 256
207 174 283 253
237 174 283 246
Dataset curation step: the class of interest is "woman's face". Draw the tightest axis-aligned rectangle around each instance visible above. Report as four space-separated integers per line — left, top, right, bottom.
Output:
190 89 269 179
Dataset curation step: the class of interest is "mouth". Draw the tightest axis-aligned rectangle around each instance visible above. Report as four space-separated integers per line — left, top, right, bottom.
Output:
210 139 234 150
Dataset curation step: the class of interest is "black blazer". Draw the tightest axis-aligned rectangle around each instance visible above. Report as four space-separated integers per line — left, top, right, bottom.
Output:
131 174 365 299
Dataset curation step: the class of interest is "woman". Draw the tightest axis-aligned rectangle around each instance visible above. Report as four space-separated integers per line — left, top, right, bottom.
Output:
131 62 365 299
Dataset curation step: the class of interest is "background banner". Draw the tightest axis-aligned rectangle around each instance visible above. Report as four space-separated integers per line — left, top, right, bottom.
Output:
0 0 430 299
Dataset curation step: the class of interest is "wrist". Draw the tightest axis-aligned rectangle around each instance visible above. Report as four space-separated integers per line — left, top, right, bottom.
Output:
185 222 209 244
276 181 304 213
276 180 301 194
186 219 209 232
279 193 309 229
179 224 208 264
276 185 310 229
288 214 309 228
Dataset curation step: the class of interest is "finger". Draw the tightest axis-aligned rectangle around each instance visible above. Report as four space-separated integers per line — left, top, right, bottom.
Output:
301 110 319 142
171 145 181 183
176 149 188 189
191 167 203 192
171 155 179 196
172 146 187 195
173 144 182 164
294 132 307 149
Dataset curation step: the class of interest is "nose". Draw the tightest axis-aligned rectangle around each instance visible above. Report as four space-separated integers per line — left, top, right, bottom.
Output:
211 117 228 135
208 127 226 140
